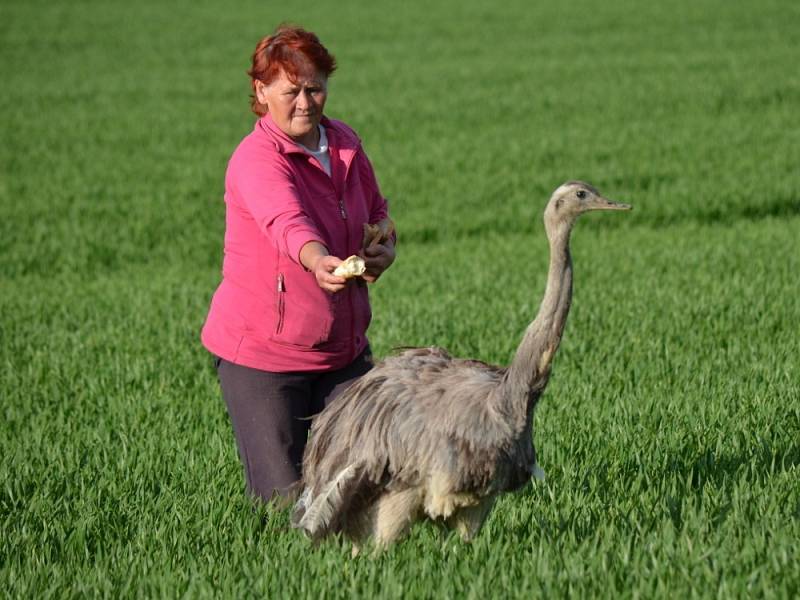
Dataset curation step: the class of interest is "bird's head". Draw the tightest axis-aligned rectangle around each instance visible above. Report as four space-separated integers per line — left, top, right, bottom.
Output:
544 181 631 230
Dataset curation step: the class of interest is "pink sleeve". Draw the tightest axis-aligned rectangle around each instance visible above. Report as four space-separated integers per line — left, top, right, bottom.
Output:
229 146 324 263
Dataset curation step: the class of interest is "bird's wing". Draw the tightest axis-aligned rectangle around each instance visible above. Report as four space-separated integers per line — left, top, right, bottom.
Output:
301 347 453 490
291 462 371 541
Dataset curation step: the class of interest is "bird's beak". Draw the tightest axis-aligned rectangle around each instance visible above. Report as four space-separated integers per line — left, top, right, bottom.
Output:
588 196 632 211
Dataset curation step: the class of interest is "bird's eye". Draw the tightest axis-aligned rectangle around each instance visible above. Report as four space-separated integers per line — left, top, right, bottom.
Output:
576 190 587 199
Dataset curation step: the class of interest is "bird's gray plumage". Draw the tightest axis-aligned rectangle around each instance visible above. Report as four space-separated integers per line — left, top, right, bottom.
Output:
292 181 631 553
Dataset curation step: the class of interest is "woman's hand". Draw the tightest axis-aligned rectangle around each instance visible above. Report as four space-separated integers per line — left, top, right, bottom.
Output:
361 241 396 283
311 255 348 293
300 241 347 293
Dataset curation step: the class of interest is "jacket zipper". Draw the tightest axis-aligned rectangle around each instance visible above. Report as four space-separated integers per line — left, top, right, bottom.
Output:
331 143 358 360
276 273 285 334
339 191 358 360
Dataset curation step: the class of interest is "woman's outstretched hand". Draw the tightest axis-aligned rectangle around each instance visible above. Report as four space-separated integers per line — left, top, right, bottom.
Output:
300 238 395 290
311 255 347 293
300 241 347 293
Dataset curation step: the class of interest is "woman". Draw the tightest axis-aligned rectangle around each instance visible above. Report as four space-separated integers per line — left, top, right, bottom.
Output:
201 26 396 502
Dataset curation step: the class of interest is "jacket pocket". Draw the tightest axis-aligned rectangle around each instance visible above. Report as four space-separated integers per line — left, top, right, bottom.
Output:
270 272 334 348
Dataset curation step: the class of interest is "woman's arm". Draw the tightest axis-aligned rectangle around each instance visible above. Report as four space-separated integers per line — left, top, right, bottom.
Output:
229 147 325 266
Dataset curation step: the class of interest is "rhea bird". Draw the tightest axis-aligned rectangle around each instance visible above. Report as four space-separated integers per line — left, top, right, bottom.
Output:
291 181 631 553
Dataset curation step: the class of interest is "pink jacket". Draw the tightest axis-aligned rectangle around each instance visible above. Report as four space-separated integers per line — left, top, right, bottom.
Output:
201 114 390 372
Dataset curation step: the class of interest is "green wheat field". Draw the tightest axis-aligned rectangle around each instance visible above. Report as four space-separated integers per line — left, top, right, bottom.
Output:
2 0 799 597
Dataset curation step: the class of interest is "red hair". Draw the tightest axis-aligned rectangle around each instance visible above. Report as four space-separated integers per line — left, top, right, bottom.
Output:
248 25 337 116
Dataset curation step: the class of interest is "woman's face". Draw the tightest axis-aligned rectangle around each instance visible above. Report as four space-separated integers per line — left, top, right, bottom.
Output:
256 67 328 148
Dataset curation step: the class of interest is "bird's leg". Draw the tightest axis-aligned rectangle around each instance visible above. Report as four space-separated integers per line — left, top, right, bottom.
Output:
447 496 496 541
424 472 481 519
372 488 423 551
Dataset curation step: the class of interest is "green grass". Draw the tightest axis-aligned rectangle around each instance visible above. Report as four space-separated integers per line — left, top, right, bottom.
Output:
2 0 799 597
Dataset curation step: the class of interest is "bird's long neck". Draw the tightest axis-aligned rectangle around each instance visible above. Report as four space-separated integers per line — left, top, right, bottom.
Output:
499 222 573 428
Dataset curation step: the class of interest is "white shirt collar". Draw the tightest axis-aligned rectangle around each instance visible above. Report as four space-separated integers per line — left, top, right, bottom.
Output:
300 125 328 155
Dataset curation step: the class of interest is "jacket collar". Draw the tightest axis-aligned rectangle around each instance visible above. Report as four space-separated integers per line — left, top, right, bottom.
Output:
257 113 361 156
258 114 361 192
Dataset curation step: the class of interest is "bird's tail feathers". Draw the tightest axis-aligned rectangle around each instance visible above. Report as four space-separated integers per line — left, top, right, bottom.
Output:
290 486 312 525
291 463 363 541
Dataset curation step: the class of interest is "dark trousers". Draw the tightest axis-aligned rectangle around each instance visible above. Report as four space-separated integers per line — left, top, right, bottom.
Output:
215 348 373 502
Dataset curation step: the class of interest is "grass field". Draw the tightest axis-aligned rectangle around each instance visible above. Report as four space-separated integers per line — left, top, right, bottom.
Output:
2 0 799 597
